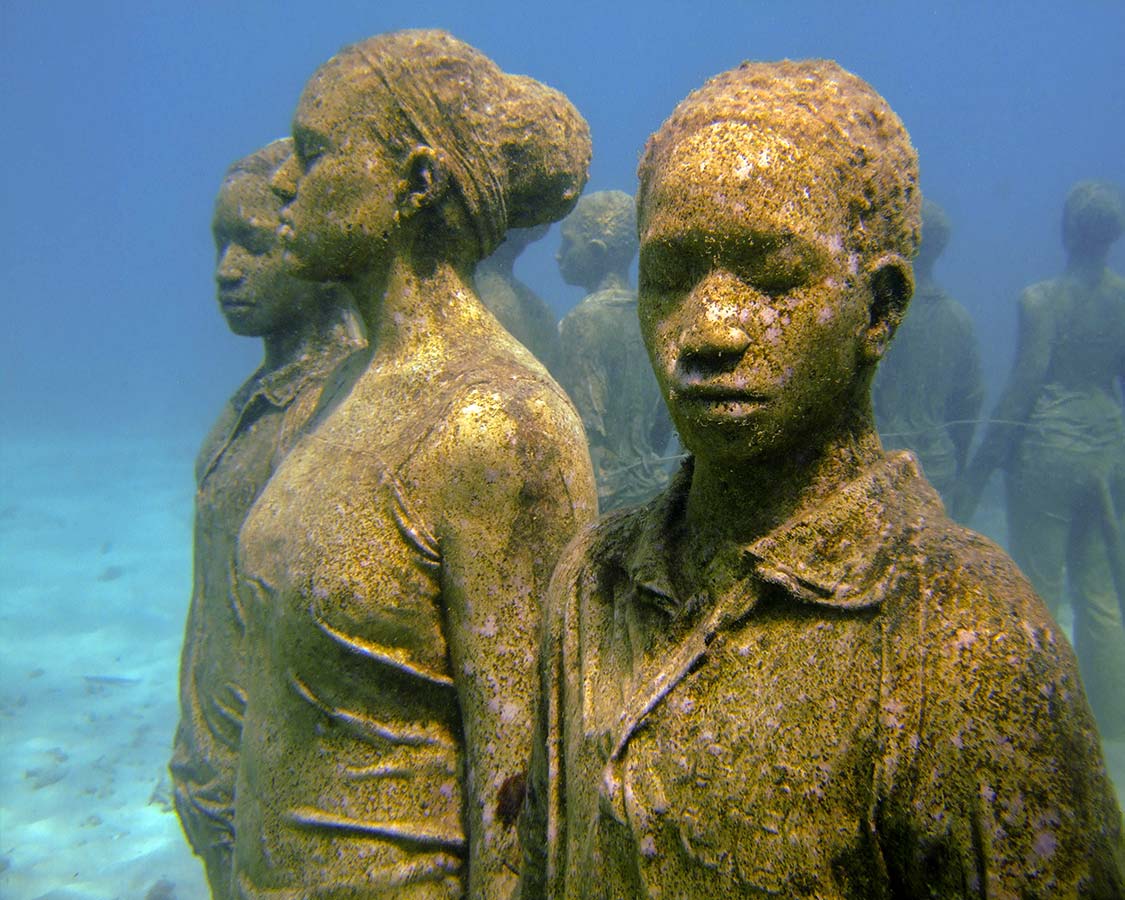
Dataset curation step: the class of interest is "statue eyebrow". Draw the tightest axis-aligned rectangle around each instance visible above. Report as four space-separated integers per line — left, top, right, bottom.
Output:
643 228 829 269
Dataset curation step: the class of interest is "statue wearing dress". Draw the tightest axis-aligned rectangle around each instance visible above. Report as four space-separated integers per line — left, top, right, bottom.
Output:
230 31 597 900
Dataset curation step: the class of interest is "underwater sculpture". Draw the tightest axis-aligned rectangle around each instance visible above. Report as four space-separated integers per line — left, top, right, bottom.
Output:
957 180 1125 739
475 225 564 377
170 139 366 900
231 30 597 899
556 190 674 511
519 61 1125 898
873 198 983 504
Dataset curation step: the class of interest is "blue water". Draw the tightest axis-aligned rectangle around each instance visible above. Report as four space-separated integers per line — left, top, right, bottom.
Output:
3 1 1124 438
1 2 1123 896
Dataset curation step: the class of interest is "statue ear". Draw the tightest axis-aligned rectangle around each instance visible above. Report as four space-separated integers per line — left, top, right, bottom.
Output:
396 146 451 219
588 238 609 268
861 254 914 364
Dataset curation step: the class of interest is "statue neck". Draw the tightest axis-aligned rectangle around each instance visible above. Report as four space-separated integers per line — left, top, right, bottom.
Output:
913 269 939 299
261 292 364 373
684 405 882 549
913 257 936 284
350 254 477 359
595 270 631 293
1066 248 1109 285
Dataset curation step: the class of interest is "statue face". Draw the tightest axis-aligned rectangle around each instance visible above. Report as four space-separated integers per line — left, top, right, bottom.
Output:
213 174 315 337
556 223 601 289
276 84 401 283
638 122 870 464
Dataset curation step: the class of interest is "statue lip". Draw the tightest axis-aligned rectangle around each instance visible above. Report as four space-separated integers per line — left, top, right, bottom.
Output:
673 382 770 403
672 383 771 416
219 294 254 310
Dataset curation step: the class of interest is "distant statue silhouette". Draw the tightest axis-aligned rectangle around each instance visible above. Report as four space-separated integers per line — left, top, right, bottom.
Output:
170 138 365 900
557 190 674 511
873 198 983 504
475 224 564 377
231 31 596 899
957 180 1125 737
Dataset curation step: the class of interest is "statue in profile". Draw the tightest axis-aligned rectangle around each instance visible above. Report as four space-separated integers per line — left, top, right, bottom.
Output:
170 139 365 900
557 190 674 511
957 179 1125 738
873 197 983 504
520 61 1125 898
475 224 563 377
231 30 597 900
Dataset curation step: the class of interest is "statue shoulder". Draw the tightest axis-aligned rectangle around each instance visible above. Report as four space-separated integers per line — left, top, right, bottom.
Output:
1019 277 1066 314
903 517 1079 694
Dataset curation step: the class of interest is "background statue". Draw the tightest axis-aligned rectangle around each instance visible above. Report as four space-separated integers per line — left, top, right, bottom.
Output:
556 190 674 511
474 224 563 377
520 61 1125 898
957 180 1125 738
873 197 983 504
170 138 366 900
231 31 597 899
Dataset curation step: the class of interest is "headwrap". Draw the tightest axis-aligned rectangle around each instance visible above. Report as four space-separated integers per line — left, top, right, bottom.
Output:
355 41 508 258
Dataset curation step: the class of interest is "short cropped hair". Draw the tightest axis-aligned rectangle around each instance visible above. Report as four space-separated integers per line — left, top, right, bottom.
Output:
637 59 921 262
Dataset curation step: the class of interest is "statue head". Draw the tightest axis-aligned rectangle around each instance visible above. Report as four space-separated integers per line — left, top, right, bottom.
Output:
272 30 591 286
557 190 638 291
1061 180 1124 260
213 139 335 337
915 198 951 275
635 60 920 463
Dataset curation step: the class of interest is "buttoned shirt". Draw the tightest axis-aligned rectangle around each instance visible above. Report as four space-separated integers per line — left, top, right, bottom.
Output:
521 453 1125 898
172 336 365 865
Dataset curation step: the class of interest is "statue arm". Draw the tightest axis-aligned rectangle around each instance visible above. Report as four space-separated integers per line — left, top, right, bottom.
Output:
435 384 597 900
881 560 1125 894
1117 329 1125 409
515 548 578 900
946 314 985 476
954 290 1051 520
557 310 611 450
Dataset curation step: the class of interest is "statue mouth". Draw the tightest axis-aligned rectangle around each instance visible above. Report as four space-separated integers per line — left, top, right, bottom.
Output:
672 384 770 416
673 380 769 401
219 293 254 310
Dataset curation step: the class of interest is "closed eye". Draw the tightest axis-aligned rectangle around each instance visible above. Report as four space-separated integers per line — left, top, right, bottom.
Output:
639 244 702 297
294 126 328 169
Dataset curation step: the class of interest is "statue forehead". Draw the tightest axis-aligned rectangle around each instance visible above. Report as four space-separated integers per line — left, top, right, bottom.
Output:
668 121 804 178
644 121 847 240
215 173 281 225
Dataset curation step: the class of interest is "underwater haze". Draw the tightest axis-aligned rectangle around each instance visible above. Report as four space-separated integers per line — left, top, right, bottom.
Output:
1 1 1123 897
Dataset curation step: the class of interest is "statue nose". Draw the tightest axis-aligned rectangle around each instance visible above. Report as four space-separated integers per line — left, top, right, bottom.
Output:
216 247 246 285
676 325 752 382
674 282 753 381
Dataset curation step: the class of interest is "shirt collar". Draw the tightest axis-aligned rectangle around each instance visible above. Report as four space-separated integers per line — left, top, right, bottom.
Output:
250 338 363 409
624 451 941 615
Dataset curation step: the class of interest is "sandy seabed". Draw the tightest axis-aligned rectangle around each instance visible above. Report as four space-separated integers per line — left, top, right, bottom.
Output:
0 432 207 899
0 430 1121 900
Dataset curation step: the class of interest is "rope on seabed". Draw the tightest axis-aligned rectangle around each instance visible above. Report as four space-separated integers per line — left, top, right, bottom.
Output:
878 418 1055 439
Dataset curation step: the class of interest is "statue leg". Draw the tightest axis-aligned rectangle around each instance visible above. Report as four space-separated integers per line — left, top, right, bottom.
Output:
1006 464 1069 618
1068 476 1125 740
